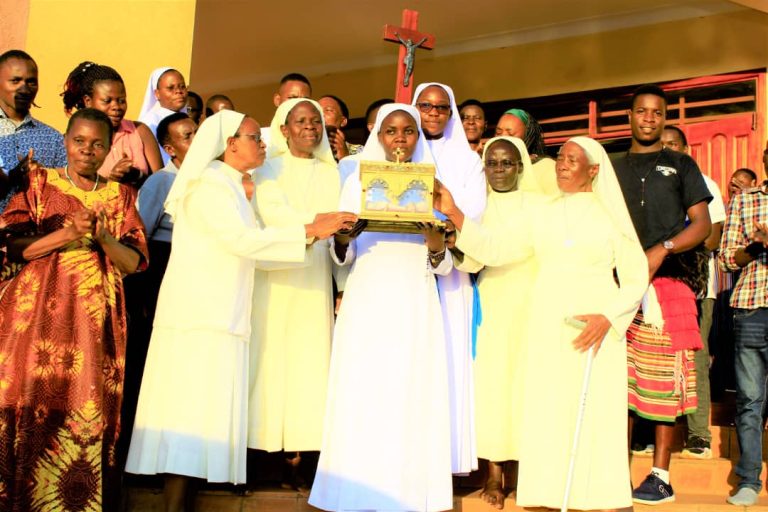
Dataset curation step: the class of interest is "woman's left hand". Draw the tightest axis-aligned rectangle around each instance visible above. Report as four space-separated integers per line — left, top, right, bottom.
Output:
89 202 141 274
418 222 445 253
108 153 134 182
570 314 611 356
92 203 111 244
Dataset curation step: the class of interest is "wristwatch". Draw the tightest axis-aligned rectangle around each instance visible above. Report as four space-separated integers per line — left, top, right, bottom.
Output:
662 239 675 251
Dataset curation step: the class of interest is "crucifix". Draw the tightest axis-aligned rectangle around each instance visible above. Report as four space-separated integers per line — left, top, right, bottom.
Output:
383 9 435 104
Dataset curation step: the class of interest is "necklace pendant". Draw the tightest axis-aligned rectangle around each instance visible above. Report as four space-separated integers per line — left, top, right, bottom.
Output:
640 199 645 207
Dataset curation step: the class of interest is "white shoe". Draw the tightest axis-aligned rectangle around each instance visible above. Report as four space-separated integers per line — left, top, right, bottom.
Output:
727 487 759 506
630 443 655 456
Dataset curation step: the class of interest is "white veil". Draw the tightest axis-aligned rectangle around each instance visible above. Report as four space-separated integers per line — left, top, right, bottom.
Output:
138 66 174 121
164 109 246 219
266 97 336 167
567 136 640 244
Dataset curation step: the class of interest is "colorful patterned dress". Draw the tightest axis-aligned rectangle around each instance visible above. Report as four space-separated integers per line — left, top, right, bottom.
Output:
0 167 147 511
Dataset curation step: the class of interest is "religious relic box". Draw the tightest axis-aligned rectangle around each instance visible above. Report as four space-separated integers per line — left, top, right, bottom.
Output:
358 153 444 233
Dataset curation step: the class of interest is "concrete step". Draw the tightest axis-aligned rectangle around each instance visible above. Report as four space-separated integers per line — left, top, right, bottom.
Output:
454 433 767 492
458 489 768 512
126 487 309 512
631 456 768 498
126 454 768 510
458 489 768 511
125 486 768 512
633 423 768 461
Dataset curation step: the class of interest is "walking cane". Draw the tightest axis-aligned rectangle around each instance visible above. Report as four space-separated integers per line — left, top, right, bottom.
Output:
560 342 595 512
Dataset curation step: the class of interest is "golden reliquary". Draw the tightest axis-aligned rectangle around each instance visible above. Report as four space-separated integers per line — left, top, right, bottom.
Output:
358 151 445 233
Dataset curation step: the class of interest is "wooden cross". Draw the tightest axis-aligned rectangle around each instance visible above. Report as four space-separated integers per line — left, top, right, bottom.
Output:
383 9 435 104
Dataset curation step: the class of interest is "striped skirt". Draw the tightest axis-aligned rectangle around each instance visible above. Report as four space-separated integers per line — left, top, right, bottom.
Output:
627 313 697 422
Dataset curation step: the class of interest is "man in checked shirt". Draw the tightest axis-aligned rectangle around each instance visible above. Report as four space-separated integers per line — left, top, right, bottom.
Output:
719 157 768 506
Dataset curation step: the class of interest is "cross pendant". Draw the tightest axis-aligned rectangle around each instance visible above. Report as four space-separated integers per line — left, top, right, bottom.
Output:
641 199 645 207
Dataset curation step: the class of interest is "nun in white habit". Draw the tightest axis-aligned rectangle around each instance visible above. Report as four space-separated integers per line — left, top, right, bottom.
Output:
309 103 453 512
138 66 189 164
413 82 486 474
126 110 354 500
247 98 341 454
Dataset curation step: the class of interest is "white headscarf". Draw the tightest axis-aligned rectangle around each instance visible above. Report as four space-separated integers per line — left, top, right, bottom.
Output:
412 82 485 219
480 136 534 193
164 109 246 220
267 98 335 166
567 136 639 244
138 67 178 120
412 82 471 153
358 103 433 164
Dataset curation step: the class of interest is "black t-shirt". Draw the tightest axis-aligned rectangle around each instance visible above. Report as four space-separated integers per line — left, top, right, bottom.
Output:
612 147 712 250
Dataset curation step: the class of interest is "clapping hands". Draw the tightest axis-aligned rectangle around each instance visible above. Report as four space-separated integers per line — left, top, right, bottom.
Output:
66 203 111 243
92 203 111 243
328 128 350 161
67 209 97 239
109 152 140 183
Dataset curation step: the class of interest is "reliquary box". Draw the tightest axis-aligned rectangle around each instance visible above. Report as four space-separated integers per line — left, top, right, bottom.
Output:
358 159 444 233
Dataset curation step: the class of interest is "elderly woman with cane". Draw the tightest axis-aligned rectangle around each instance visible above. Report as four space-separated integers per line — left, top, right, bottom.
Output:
435 136 648 511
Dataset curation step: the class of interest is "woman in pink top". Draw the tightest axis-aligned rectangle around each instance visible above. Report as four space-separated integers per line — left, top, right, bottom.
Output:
62 61 163 185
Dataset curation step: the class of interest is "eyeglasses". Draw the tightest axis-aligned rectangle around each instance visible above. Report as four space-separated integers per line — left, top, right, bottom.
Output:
416 102 451 114
163 84 187 93
485 159 522 170
235 133 263 144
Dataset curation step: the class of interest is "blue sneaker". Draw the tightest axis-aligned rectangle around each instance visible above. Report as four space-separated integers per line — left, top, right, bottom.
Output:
632 472 675 505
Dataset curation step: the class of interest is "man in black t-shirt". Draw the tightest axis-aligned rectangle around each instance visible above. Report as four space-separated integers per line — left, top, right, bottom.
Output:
613 84 712 505
615 146 711 252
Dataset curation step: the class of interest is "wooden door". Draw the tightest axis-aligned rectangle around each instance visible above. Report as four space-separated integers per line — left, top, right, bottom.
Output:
683 114 762 195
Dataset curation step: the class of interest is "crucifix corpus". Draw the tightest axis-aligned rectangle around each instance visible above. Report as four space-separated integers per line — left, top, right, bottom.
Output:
383 9 435 103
